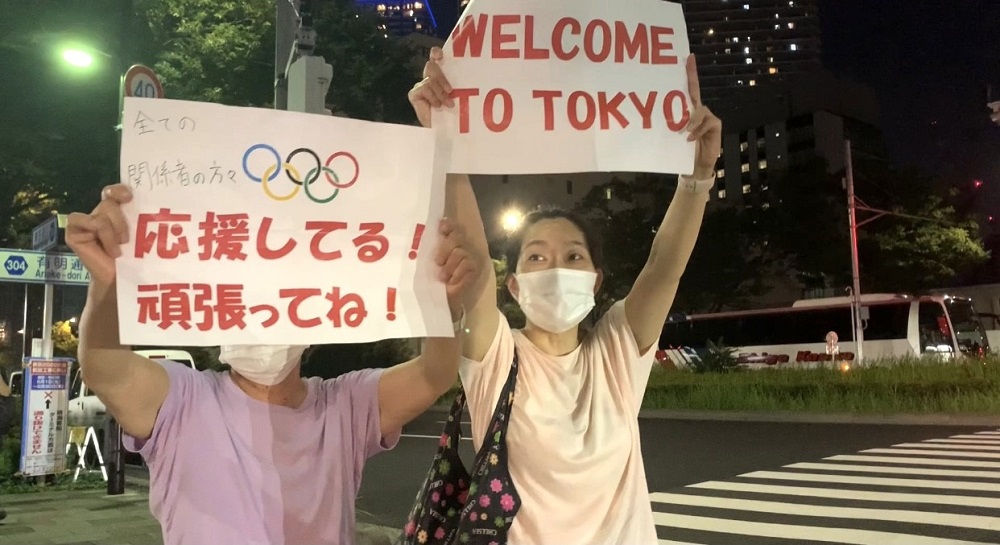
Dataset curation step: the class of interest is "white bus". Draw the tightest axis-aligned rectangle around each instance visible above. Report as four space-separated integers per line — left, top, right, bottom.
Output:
658 294 990 370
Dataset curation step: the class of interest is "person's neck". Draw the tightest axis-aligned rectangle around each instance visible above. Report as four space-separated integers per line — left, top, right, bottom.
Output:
229 370 308 409
521 323 581 356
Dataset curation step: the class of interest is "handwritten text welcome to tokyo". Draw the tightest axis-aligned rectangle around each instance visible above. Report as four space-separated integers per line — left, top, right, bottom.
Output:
447 13 691 134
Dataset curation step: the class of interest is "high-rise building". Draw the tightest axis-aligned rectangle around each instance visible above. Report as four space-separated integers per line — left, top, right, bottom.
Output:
357 0 438 37
681 0 822 103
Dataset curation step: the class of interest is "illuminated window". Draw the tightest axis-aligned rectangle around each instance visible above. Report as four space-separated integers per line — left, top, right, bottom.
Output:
790 44 798 51
708 28 715 35
718 189 727 199
741 163 750 173
788 22 796 29
744 46 750 54
759 159 768 169
769 66 778 74
743 184 752 194
717 169 726 178
740 142 749 152
749 79 756 86
743 4 749 9
746 58 753 64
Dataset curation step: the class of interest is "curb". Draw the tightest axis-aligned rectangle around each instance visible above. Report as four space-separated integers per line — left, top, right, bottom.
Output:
433 403 998 427
637 409 1000 427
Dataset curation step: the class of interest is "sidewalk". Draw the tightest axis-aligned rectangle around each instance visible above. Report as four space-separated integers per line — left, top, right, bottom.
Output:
0 486 398 545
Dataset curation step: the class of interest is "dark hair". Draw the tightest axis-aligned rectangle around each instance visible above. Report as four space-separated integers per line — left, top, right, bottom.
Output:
504 207 604 276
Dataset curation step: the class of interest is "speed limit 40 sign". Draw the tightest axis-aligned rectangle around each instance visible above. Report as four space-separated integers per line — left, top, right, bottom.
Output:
124 64 164 99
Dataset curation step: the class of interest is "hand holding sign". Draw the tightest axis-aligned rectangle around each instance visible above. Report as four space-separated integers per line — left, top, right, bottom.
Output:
66 184 133 288
431 0 699 175
414 46 722 179
682 55 722 180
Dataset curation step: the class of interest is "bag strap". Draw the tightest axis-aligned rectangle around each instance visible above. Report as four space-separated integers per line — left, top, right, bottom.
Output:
471 350 518 468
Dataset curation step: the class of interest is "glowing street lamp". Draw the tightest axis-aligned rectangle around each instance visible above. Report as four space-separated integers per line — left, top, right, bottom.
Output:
501 209 524 233
61 48 95 68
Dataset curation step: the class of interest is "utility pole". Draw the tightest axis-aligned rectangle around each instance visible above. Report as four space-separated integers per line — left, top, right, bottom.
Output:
845 140 865 365
275 0 332 115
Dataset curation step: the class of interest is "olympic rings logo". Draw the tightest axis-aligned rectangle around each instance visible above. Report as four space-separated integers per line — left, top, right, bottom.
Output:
242 144 360 204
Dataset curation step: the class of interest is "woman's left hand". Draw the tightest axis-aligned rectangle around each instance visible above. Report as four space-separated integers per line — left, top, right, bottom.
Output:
684 55 723 180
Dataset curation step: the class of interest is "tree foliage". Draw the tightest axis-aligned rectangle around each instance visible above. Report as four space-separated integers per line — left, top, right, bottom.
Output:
138 0 276 106
576 174 772 315
766 157 988 294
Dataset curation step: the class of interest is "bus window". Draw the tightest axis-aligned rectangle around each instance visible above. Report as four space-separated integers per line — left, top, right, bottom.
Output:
945 298 990 355
918 302 951 353
864 303 910 341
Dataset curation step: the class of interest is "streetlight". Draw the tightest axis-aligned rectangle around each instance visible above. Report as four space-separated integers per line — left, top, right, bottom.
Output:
61 48 95 68
502 209 524 233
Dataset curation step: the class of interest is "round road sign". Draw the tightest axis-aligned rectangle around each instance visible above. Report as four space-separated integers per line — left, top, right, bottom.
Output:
124 64 164 99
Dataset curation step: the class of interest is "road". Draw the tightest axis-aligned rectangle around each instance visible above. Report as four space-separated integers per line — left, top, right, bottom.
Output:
359 411 1000 544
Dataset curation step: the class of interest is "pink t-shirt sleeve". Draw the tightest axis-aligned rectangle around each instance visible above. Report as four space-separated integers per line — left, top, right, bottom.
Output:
458 310 515 451
592 300 657 409
328 368 400 465
122 360 200 465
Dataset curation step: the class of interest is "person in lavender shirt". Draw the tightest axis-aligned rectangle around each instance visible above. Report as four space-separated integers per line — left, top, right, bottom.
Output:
65 183 484 545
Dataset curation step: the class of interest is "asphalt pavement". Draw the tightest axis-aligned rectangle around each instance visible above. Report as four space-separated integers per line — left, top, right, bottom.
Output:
360 411 1000 544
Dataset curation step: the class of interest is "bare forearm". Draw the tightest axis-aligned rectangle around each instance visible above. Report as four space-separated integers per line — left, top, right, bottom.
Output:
647 182 711 280
416 335 462 396
78 284 131 387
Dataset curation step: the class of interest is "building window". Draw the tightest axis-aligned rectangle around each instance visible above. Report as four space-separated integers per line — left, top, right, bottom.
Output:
742 184 752 194
741 163 750 173
740 142 749 152
605 187 613 200
788 22 796 29
566 180 573 194
769 66 778 74
749 79 756 86
790 44 798 51
759 159 768 170
718 189 727 199
717 169 725 179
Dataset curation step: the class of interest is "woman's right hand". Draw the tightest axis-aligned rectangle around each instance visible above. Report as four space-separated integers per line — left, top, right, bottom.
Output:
66 184 133 288
408 46 455 128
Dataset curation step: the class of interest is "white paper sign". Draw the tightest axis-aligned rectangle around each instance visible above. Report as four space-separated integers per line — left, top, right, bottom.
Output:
117 97 450 345
19 358 71 477
434 0 695 175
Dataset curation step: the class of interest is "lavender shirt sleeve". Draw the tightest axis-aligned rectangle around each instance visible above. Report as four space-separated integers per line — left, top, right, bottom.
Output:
329 368 400 475
122 360 200 465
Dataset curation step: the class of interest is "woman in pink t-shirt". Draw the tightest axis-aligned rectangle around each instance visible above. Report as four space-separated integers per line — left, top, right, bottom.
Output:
408 48 722 544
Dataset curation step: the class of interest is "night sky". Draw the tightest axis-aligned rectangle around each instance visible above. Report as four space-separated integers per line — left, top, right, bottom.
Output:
819 0 1000 191
2 1 998 197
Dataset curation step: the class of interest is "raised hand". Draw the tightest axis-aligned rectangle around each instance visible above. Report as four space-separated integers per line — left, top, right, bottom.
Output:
408 47 455 128
65 184 132 287
683 55 722 180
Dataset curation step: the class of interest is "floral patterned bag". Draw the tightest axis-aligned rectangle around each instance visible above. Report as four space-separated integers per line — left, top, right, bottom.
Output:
399 352 521 545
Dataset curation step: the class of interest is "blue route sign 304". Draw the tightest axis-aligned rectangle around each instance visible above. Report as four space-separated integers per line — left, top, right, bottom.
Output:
0 249 89 285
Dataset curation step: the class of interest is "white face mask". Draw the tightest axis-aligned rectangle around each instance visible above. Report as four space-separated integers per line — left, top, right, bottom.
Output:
515 268 597 333
218 345 307 386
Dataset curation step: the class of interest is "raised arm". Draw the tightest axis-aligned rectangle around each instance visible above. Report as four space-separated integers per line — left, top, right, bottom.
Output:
68 184 169 440
377 218 485 435
624 55 723 351
407 47 499 362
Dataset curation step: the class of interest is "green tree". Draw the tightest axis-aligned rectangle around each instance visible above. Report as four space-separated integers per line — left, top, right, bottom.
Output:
576 174 771 315
138 0 276 106
312 0 422 123
764 158 851 290
766 157 989 293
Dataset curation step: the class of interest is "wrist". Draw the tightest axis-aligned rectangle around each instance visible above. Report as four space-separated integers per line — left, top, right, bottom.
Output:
678 171 716 194
451 306 467 333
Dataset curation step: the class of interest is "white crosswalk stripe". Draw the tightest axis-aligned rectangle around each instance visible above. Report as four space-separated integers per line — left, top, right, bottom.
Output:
650 428 1000 544
892 442 1000 451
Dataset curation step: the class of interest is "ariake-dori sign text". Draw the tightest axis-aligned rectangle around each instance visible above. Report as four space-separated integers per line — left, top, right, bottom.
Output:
116 97 450 345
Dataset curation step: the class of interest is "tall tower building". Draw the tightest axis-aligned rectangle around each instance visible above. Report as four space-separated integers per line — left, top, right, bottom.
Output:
681 0 822 103
357 0 438 37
